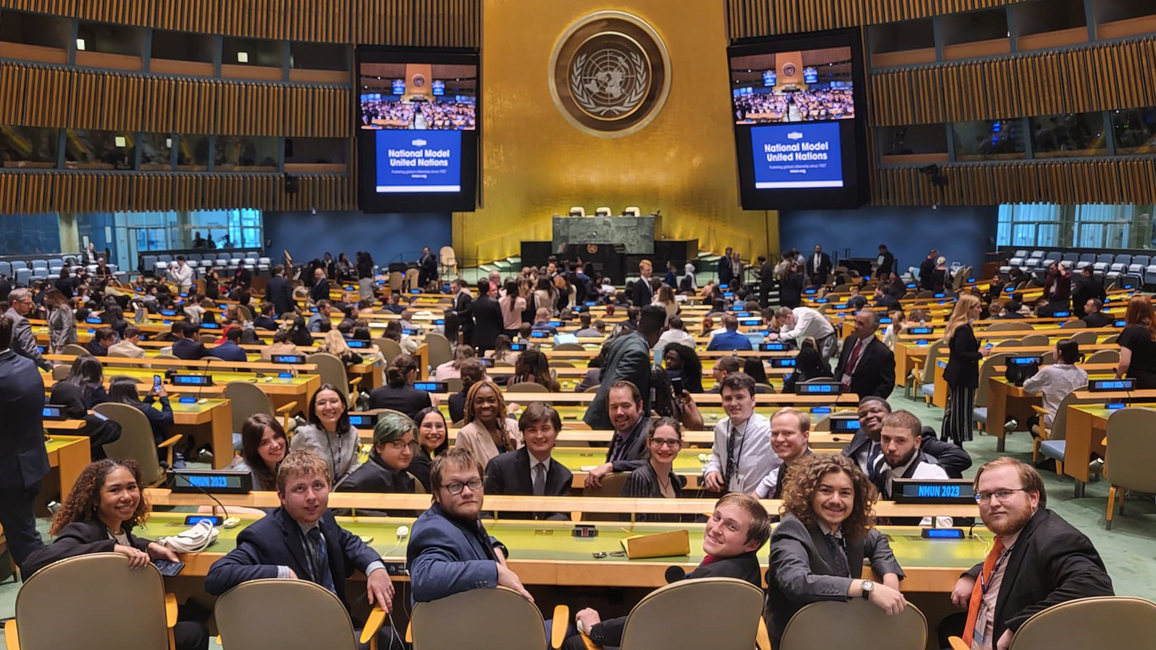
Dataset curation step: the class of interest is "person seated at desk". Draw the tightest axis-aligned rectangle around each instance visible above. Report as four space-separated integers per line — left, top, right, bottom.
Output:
654 314 695 361
1116 295 1156 389
622 416 684 515
753 408 812 499
22 459 210 650
383 292 405 315
871 410 952 527
563 494 769 650
288 315 315 348
448 359 485 424
409 406 449 492
108 375 183 468
108 325 145 358
530 307 556 335
512 348 560 391
1081 298 1112 328
205 451 397 647
843 396 972 479
483 403 572 519
663 342 704 394
766 453 907 650
382 320 418 355
407 447 533 603
318 328 363 367
947 458 1113 650
308 300 333 333
50 356 119 459
336 412 418 513
846 286 868 312
873 286 900 311
573 312 603 338
290 384 361 485
368 354 434 420
782 338 834 393
455 380 522 468
703 373 776 495
435 345 475 381
490 334 520 366
261 329 302 361
207 327 247 362
253 301 279 331
171 320 210 360
1022 340 1088 434
707 315 754 352
85 326 116 357
709 355 742 393
335 304 358 334
584 380 653 487
995 300 1025 319
230 412 287 492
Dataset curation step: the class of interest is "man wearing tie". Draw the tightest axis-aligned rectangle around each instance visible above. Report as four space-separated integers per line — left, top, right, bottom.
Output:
949 458 1112 650
418 246 438 289
843 396 972 480
630 259 655 307
809 244 832 286
483 403 573 519
702 373 775 495
718 247 734 287
833 309 895 399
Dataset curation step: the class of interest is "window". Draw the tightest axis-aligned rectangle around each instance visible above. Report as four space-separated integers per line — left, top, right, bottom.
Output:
140 133 173 170
997 204 1063 247
1112 108 1156 155
64 129 134 170
1030 112 1107 158
0 125 58 168
953 119 1025 161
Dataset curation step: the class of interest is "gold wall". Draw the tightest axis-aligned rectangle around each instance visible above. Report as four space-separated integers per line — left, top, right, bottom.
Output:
455 0 776 264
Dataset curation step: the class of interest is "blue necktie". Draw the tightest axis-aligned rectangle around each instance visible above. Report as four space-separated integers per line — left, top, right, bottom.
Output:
307 528 336 594
824 534 851 578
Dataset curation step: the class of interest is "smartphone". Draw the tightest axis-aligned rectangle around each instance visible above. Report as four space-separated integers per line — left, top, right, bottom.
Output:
152 375 162 393
984 343 994 349
670 376 684 394
153 559 185 577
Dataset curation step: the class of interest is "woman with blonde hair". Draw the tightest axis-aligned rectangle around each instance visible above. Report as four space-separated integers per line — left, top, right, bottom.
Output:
941 293 989 446
319 328 363 366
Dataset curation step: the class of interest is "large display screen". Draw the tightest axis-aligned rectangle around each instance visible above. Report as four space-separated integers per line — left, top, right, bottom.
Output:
728 30 868 209
356 47 479 212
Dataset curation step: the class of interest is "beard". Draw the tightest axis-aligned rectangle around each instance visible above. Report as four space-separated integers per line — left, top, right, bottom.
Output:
984 504 1034 537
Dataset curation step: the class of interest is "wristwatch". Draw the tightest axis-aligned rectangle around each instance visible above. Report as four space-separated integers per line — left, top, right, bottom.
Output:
860 580 874 600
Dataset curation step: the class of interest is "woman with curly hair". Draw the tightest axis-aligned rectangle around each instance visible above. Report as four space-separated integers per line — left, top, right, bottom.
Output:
454 380 522 467
765 453 907 649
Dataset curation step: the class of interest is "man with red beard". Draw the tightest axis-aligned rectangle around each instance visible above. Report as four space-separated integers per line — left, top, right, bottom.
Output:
950 458 1113 650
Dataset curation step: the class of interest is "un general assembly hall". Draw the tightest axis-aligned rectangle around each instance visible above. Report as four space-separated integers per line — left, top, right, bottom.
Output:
1 0 1156 649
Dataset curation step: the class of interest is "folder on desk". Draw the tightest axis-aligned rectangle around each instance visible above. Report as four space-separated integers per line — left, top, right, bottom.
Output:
620 530 690 559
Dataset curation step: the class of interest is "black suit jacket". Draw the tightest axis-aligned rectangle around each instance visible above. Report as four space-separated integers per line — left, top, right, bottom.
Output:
266 275 295 316
808 252 832 281
833 335 895 399
0 349 48 490
630 278 654 307
779 272 804 308
454 292 474 339
22 518 151 576
944 324 981 389
964 508 1113 643
875 251 895 277
1082 311 1113 328
718 256 734 285
172 337 210 360
419 254 437 285
840 427 971 479
483 448 572 520
205 507 382 611
470 296 503 352
873 292 901 311
310 279 330 304
919 258 936 290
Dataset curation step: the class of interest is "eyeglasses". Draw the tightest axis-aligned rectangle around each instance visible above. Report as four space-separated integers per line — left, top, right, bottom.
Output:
441 478 483 495
386 440 420 452
974 488 1027 504
649 438 682 449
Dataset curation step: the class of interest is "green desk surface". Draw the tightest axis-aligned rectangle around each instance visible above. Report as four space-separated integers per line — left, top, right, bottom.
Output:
139 513 989 570
44 436 81 453
1070 405 1114 420
488 405 854 428
170 398 231 415
97 367 313 387
551 448 707 475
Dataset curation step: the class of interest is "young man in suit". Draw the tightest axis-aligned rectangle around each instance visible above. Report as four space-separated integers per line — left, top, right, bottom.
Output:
833 309 896 399
85 327 116 357
808 244 832 287
875 244 895 278
470 279 504 353
843 396 972 480
483 403 572 519
407 447 533 603
563 494 771 650
630 259 655 307
205 451 397 647
1081 298 1113 328
583 381 652 487
450 279 474 345
0 316 48 571
208 327 248 362
753 408 812 499
266 264 295 317
582 305 666 430
871 410 952 528
950 458 1113 650
718 247 734 287
766 453 906 649
108 325 146 358
171 321 210 360
919 249 938 291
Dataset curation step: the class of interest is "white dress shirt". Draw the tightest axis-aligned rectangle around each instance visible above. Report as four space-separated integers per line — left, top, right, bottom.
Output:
654 328 696 361
703 413 778 495
778 307 835 343
1022 364 1088 427
872 452 953 527
168 263 194 289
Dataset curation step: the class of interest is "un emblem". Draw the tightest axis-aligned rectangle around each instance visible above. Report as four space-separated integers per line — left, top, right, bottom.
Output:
550 12 670 137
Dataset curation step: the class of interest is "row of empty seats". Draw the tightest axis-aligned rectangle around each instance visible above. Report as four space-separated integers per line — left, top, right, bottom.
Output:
1000 249 1153 287
0 258 124 286
142 253 271 278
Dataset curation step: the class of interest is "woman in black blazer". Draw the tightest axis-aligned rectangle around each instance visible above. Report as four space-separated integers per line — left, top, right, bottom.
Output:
766 454 906 650
108 375 178 463
622 418 684 521
22 459 210 650
941 294 989 447
408 407 449 491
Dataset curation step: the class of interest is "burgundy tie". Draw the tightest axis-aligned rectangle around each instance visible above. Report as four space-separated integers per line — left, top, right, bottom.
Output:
842 339 863 389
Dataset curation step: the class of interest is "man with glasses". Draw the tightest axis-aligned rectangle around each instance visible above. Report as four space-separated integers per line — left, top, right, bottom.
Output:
408 447 533 603
948 458 1112 650
4 288 52 370
483 403 572 520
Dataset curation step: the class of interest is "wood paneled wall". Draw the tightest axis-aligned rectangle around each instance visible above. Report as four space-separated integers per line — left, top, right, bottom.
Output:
726 0 1035 38
872 38 1156 127
0 62 349 136
0 171 356 213
0 0 479 45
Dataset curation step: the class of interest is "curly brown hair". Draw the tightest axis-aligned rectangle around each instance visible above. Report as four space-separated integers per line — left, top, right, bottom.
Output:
778 453 877 544
50 459 150 536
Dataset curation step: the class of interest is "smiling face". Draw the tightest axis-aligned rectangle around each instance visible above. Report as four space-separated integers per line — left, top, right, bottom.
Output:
377 430 415 472
607 386 642 434
418 412 447 453
770 412 809 463
647 424 682 465
257 425 287 469
522 418 559 461
811 469 855 531
721 385 755 426
704 502 758 557
313 388 345 431
857 400 889 442
97 467 140 528
471 384 500 426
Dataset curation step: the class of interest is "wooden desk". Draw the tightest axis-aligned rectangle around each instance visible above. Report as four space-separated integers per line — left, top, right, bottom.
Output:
172 399 235 469
1063 392 1156 492
45 435 90 497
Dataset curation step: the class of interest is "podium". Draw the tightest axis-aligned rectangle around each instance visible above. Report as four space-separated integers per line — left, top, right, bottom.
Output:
552 215 656 256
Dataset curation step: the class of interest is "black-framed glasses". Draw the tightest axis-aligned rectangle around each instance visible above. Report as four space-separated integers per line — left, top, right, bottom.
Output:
441 478 483 495
649 437 682 449
974 488 1026 504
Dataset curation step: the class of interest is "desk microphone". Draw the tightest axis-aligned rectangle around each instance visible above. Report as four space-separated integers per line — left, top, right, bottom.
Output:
664 565 687 584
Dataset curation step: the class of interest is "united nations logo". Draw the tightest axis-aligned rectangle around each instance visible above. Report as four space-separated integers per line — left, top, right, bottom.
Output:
550 12 671 137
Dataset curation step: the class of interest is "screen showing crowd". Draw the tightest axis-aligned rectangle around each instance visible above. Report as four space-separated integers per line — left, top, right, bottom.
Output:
359 62 477 131
729 47 854 125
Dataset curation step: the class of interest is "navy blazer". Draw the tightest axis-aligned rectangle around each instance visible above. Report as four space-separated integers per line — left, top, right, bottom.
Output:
266 274 295 317
205 507 382 611
407 503 503 603
483 448 572 520
172 337 210 360
208 341 247 362
0 349 49 490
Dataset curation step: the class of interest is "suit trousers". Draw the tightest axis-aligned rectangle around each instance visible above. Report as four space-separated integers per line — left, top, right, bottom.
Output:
0 482 45 572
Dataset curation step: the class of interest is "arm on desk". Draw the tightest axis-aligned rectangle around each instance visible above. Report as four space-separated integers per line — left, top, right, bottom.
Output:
204 533 281 596
407 525 499 603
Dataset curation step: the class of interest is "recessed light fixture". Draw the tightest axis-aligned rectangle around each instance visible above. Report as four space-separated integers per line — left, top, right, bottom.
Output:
115 136 127 147
237 52 248 63
76 39 86 50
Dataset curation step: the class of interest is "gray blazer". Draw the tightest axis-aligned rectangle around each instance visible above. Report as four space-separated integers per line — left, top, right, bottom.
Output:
766 513 905 649
4 307 50 370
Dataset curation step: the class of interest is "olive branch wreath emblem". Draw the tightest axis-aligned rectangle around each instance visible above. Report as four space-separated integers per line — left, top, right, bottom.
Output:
570 50 648 117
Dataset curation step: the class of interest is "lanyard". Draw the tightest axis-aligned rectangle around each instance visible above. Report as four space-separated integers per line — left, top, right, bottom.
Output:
727 421 748 487
980 544 1014 596
325 430 344 481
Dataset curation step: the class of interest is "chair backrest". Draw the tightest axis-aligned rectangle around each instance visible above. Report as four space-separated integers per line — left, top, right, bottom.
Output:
594 206 612 217
446 377 464 393
94 402 167 485
1046 392 1082 442
424 332 453 370
552 342 585 351
63 343 91 357
568 206 586 217
51 364 73 380
16 553 170 650
1009 596 1156 650
1066 330 1099 346
1102 333 1120 345
439 246 457 267
411 586 547 650
507 381 549 393
224 381 276 432
389 271 404 292
985 321 1035 332
624 206 641 217
215 579 358 650
582 471 630 497
1086 349 1119 365
975 353 1012 407
1040 350 1055 365
621 578 765 650
1060 319 1086 329
1019 333 1049 347
1105 408 1156 494
782 599 927 650
918 342 945 385
992 339 1022 349
374 337 403 364
309 353 352 399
